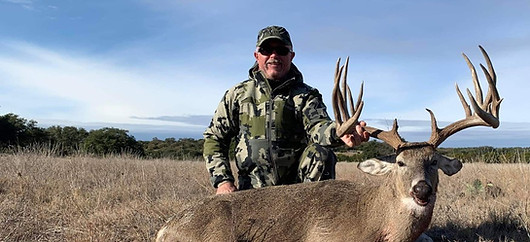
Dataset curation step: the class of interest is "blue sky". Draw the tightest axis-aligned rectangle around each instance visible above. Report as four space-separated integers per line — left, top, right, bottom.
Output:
1 0 529 147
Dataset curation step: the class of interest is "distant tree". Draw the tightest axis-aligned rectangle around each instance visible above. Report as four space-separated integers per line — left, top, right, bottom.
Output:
356 140 394 159
141 137 204 160
46 125 89 155
0 113 31 147
0 113 48 149
334 140 394 162
141 137 166 158
82 127 144 156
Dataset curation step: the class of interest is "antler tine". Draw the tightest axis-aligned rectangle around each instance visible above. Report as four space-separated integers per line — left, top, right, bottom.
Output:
462 53 484 107
344 56 364 120
332 57 365 137
364 119 405 150
346 80 354 117
455 83 472 117
479 45 496 85
348 82 364 124
332 58 344 125
341 57 351 121
478 45 501 115
426 108 442 146
427 46 501 147
347 81 364 118
480 64 493 108
341 57 365 125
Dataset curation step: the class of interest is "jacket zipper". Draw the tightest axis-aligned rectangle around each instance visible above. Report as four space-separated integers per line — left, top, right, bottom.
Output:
266 79 294 185
266 98 279 184
264 80 279 185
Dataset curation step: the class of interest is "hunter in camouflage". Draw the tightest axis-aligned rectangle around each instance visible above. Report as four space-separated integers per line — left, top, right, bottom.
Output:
203 26 369 193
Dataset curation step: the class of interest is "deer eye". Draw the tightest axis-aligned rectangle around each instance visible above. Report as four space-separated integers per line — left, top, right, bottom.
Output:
397 161 405 167
431 160 438 166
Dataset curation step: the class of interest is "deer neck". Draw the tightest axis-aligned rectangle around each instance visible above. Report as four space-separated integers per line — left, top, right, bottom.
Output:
376 172 435 241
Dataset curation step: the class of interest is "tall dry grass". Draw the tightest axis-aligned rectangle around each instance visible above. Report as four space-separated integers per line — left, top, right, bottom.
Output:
0 152 210 241
0 152 529 241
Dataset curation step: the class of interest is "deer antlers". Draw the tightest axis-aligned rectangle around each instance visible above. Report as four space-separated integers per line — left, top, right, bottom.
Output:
332 46 502 150
332 57 406 149
332 57 364 138
427 45 502 147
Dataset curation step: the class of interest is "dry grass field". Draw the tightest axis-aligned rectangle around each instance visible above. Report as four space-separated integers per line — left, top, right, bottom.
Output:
1 152 529 241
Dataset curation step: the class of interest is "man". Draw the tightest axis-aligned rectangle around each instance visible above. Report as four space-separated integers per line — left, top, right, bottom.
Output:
204 26 369 194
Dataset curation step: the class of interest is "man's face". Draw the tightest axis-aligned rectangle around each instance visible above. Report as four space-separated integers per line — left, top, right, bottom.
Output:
254 39 295 80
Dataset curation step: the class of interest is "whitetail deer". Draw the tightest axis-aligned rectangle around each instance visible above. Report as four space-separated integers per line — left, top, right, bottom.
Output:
156 46 501 242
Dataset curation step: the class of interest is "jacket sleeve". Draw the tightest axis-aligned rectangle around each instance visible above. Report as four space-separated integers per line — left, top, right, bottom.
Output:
302 89 342 146
203 89 238 188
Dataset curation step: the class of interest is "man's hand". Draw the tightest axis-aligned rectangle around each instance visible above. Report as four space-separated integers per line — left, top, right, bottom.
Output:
216 181 238 194
340 121 370 147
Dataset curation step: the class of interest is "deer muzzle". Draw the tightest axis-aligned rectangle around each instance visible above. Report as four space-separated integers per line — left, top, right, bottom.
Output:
411 180 433 206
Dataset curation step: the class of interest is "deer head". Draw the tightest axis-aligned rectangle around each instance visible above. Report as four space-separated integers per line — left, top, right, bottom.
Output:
333 46 501 207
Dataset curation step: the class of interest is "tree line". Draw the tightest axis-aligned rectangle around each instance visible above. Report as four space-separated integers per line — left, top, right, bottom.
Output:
334 141 530 163
0 113 201 159
1 113 528 163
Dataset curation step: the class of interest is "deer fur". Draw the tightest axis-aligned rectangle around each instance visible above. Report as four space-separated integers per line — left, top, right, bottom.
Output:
156 145 462 242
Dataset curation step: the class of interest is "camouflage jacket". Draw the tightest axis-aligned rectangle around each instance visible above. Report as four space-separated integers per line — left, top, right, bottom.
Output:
203 63 341 189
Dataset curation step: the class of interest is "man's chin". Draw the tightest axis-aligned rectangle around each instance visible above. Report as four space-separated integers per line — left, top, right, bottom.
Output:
264 71 285 80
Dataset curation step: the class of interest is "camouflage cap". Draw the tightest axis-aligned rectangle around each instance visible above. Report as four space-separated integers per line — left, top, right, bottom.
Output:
256 26 293 47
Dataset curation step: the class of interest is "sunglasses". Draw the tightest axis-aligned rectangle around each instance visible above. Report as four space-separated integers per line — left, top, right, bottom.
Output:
258 45 292 56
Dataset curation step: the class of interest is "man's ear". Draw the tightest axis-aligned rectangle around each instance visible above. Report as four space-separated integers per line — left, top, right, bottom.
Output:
254 51 259 61
358 155 396 176
437 154 463 176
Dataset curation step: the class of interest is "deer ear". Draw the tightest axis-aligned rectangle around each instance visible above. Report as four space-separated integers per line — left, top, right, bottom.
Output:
437 154 463 176
358 156 395 176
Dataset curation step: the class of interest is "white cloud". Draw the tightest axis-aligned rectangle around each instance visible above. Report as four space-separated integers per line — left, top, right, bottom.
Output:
0 41 226 125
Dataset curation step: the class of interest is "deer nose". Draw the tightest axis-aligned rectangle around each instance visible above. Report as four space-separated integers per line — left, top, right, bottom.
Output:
412 180 432 201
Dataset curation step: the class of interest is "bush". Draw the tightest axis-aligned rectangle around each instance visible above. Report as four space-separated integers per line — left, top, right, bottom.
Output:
141 138 204 160
82 128 144 156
